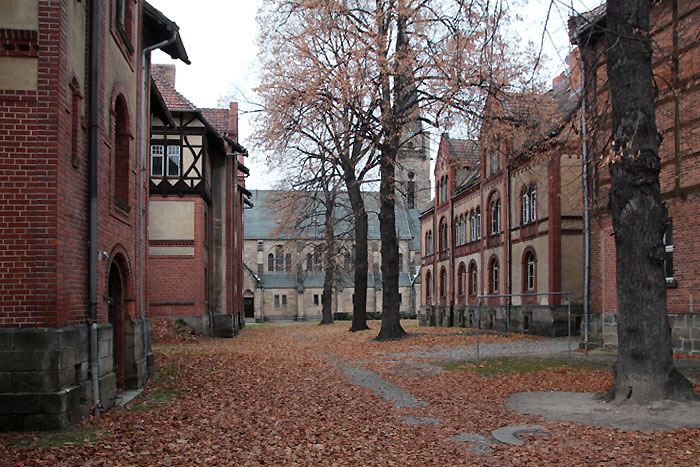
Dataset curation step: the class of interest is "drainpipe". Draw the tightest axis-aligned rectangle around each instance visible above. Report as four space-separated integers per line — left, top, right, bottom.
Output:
505 161 512 332
88 0 100 415
581 61 590 350
140 31 178 356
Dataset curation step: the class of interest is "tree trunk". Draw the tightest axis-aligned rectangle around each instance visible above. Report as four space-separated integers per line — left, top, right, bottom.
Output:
320 200 335 325
375 146 406 341
604 0 696 403
343 163 370 331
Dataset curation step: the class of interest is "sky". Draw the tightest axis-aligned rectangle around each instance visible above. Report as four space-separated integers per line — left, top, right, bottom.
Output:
147 0 600 190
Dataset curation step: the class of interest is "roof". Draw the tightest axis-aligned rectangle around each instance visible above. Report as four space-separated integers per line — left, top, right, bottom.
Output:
244 190 421 252
152 74 197 111
143 2 190 64
443 137 480 167
568 4 606 45
200 108 229 134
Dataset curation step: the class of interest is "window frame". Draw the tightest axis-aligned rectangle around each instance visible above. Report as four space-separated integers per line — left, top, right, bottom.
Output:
150 144 164 176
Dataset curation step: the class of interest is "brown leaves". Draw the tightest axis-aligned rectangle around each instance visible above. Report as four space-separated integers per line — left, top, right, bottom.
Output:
1 321 698 466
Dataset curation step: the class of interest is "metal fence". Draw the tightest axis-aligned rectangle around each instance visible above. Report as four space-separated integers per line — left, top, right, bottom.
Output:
475 291 573 363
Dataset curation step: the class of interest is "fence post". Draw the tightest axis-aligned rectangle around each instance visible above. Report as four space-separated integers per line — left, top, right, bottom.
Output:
476 298 481 363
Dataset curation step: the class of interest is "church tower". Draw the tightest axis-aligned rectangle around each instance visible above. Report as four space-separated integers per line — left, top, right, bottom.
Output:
396 119 431 212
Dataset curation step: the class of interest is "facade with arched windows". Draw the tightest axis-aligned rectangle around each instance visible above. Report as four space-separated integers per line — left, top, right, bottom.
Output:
243 190 422 321
419 76 585 335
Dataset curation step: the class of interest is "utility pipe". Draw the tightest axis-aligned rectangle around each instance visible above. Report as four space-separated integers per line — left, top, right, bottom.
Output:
140 30 179 365
581 59 590 350
88 0 100 415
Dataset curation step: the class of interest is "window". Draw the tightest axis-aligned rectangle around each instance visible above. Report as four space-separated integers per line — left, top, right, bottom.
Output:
257 240 264 251
457 262 466 296
275 248 284 272
469 261 478 296
439 218 448 251
285 253 291 272
489 150 500 175
113 0 134 50
274 295 280 307
282 295 287 306
524 250 536 291
167 145 181 177
150 145 164 176
522 185 537 225
425 270 432 302
113 94 131 210
425 230 433 256
268 253 274 272
476 208 481 239
490 257 499 293
438 176 448 204
490 199 501 234
439 267 447 300
398 253 404 272
116 0 126 30
470 211 476 242
664 222 675 285
407 172 415 208
314 294 319 305
307 253 313 271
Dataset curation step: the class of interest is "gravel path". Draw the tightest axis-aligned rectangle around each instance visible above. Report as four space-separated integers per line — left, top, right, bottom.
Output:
382 336 578 361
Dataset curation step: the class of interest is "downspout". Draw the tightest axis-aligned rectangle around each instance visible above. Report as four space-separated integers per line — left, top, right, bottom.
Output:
581 60 590 350
140 31 178 363
88 0 100 415
505 162 512 332
449 186 455 323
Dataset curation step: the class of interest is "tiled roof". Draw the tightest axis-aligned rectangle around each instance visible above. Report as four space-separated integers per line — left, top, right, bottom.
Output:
200 108 229 133
152 74 197 111
444 137 480 166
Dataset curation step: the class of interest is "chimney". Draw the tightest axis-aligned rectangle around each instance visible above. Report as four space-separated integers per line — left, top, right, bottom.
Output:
228 102 239 142
152 64 176 88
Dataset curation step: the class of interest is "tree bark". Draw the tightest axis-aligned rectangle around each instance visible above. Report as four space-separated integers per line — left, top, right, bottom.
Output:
320 196 335 325
604 0 696 403
344 165 370 331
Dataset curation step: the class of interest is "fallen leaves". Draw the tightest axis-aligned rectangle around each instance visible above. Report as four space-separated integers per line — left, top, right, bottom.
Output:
0 320 698 466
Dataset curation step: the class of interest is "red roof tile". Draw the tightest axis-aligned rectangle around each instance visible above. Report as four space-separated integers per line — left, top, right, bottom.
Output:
152 74 197 111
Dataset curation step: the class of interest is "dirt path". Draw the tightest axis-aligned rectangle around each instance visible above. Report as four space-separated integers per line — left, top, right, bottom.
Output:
1 321 698 466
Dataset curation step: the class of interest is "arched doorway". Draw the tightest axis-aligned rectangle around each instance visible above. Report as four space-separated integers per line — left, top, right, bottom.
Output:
107 260 125 389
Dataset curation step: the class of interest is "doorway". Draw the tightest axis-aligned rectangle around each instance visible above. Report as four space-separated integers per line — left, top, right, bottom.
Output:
244 297 255 318
107 261 125 389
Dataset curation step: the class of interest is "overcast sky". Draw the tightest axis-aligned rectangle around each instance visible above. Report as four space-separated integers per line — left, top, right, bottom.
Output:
147 0 600 190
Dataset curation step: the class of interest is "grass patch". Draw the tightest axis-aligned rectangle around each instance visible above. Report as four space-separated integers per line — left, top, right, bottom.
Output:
125 388 180 413
12 427 101 449
441 356 605 375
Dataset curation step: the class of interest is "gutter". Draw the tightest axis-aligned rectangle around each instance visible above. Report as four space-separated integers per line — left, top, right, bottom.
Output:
88 0 100 416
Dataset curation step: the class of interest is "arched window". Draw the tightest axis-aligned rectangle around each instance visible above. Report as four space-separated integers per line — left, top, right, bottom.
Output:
490 198 501 234
469 210 476 241
457 262 466 296
407 172 415 208
489 257 499 293
523 249 537 291
522 184 537 225
476 207 481 239
113 94 131 211
439 267 447 301
425 270 432 302
424 230 432 256
268 253 274 272
468 261 478 296
285 253 291 272
307 253 312 271
439 217 448 251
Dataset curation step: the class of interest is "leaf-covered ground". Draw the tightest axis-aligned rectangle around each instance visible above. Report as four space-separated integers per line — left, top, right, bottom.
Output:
2 321 699 466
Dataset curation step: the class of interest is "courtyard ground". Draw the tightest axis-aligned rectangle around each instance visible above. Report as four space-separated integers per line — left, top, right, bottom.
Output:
1 320 699 466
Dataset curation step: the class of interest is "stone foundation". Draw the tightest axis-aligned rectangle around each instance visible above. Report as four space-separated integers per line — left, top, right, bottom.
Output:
419 305 584 337
0 319 152 431
586 312 700 355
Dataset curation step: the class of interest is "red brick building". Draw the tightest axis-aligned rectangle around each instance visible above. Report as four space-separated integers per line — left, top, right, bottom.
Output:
570 2 700 354
147 66 250 336
0 1 187 429
420 75 585 335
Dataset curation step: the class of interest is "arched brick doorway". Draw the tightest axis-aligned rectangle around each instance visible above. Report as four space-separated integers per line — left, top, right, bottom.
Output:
107 258 126 389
